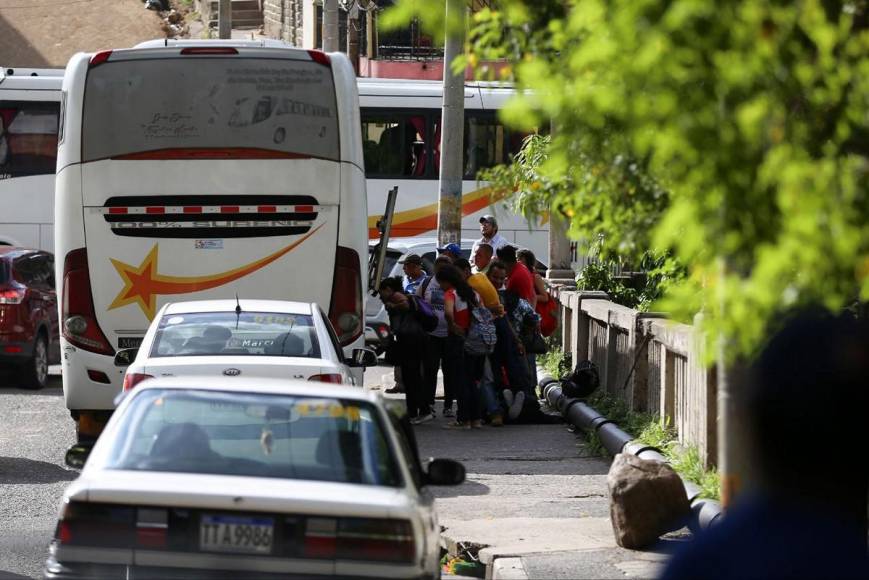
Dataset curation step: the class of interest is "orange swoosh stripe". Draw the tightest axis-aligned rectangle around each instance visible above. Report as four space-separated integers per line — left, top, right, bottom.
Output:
368 186 509 239
109 224 324 320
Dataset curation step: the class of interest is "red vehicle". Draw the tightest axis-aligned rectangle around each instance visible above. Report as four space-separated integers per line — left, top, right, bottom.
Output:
0 247 60 388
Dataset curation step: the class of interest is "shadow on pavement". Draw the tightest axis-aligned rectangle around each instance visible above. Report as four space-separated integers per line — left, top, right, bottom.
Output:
0 457 77 485
0 570 35 580
430 479 491 499
0 372 63 395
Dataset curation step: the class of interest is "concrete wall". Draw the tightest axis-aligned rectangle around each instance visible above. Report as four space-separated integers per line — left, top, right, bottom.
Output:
263 0 304 45
552 287 718 467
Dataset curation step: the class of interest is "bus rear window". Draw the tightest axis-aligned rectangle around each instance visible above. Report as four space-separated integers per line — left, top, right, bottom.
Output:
82 57 339 162
0 101 60 178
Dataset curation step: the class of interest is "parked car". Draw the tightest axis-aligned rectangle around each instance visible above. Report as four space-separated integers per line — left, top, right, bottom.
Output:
0 247 60 388
116 299 378 391
47 376 465 579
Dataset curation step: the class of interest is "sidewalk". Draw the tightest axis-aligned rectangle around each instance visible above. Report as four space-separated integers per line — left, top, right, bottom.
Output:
369 367 680 579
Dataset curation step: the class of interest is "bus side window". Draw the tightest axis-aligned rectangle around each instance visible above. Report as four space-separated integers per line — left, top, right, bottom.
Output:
0 102 60 178
361 111 432 178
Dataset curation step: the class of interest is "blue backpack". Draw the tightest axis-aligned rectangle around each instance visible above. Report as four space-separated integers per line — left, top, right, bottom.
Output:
464 305 497 355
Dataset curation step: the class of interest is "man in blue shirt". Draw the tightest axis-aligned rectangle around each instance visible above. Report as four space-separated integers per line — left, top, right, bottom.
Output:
400 253 428 294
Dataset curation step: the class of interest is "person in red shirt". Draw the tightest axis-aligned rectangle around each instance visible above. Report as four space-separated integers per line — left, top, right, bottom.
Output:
496 245 539 386
496 245 537 309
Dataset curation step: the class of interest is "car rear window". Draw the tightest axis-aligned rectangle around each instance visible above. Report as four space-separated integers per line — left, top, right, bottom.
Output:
150 311 321 358
104 389 401 487
0 259 8 283
82 57 339 162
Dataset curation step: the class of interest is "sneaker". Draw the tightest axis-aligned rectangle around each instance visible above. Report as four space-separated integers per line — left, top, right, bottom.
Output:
411 412 435 425
508 391 525 420
385 386 405 394
442 421 471 430
502 389 514 408
470 420 483 429
490 414 504 427
442 407 455 418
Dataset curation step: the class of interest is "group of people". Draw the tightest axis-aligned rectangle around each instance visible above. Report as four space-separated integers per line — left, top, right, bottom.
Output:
378 215 554 429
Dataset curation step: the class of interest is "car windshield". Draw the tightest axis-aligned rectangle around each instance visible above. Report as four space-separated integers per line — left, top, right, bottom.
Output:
150 311 321 358
104 389 401 487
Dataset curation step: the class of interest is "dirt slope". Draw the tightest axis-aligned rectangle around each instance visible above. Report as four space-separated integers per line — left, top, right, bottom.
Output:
0 0 165 68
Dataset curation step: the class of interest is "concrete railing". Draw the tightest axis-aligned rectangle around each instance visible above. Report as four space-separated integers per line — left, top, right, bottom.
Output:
551 286 718 467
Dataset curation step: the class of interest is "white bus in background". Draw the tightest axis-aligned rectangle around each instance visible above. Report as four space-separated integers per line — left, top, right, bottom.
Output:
55 40 367 441
357 79 547 259
0 67 63 250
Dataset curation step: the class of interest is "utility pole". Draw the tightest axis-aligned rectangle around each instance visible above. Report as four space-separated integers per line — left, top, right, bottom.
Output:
436 0 466 248
365 5 377 60
322 0 340 52
346 3 360 74
218 0 231 39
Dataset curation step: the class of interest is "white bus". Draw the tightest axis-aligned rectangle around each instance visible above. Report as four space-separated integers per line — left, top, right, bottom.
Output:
0 67 63 250
56 40 367 440
357 78 546 259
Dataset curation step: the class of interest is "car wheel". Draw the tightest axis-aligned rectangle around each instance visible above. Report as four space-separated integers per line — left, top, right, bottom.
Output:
19 334 48 390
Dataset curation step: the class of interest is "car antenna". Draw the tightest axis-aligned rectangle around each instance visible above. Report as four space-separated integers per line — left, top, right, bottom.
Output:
235 294 242 329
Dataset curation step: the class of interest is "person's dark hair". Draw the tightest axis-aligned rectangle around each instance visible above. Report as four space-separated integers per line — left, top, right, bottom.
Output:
435 265 478 306
454 258 472 273
434 255 452 266
489 259 507 273
496 244 517 264
503 289 520 314
517 248 536 271
378 276 404 294
476 243 493 258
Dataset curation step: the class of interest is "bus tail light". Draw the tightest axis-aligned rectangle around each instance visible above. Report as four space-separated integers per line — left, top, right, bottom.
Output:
62 249 115 356
308 373 343 384
328 246 362 347
89 50 113 67
180 47 239 55
123 373 154 391
307 50 331 67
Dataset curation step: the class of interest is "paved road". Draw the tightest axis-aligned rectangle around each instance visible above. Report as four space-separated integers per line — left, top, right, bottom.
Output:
0 368 74 580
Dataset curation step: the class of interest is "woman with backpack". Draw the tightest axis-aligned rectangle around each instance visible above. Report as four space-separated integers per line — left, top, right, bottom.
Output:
435 265 486 430
379 277 431 423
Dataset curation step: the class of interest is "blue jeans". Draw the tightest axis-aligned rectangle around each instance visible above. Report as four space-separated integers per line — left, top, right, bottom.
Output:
479 357 501 417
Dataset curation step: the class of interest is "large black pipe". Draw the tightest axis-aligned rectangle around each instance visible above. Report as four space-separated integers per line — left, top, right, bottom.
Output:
538 371 723 532
597 422 635 456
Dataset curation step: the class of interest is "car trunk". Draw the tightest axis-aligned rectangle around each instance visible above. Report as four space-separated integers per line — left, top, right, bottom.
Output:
139 355 335 382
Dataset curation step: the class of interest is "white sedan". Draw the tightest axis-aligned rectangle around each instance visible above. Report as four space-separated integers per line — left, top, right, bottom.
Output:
117 299 377 390
46 377 465 579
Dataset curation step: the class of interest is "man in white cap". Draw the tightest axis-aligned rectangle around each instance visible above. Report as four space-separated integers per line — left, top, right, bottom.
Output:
472 215 509 261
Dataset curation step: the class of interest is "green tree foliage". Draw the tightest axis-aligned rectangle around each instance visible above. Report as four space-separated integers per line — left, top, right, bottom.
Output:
384 0 869 356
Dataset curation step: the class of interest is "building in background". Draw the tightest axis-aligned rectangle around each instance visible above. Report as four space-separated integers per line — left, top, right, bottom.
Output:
262 0 502 80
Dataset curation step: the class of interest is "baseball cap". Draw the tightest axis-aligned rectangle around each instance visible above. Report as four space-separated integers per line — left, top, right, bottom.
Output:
398 253 423 265
436 243 462 256
479 215 498 227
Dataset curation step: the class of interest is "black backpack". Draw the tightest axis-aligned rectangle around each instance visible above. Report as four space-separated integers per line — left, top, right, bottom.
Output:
561 360 600 399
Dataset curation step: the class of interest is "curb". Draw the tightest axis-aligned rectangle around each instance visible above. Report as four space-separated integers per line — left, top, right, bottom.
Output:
489 557 529 580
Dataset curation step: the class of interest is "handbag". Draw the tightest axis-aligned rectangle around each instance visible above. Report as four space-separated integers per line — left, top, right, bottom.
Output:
536 296 558 337
523 329 549 355
409 295 438 332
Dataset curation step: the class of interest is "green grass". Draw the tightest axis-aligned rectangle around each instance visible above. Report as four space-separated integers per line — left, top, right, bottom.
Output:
539 343 572 378
577 389 721 500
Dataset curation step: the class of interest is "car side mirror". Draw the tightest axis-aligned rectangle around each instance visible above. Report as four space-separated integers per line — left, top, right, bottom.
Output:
114 348 138 367
425 458 466 486
65 443 94 469
348 348 378 368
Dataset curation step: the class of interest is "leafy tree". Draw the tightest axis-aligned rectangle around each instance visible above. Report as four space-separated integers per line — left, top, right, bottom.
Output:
384 0 869 357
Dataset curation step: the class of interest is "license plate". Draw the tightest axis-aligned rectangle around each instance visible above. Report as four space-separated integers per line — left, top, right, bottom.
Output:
200 515 274 555
118 336 143 349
